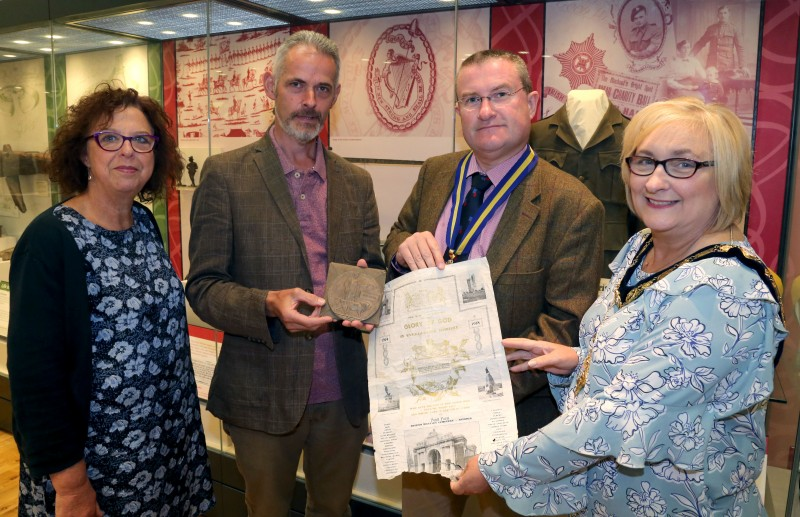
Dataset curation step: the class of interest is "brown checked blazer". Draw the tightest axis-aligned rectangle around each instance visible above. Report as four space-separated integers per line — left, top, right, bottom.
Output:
186 133 384 435
383 151 604 434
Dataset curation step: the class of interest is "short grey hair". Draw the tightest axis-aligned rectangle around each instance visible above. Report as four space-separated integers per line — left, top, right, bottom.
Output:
458 49 532 95
272 30 341 86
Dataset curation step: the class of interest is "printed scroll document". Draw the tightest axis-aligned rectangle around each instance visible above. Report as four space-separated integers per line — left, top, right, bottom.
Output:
367 257 518 480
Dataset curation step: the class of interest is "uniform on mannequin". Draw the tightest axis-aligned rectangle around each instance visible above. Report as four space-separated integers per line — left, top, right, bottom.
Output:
530 89 640 275
565 89 609 149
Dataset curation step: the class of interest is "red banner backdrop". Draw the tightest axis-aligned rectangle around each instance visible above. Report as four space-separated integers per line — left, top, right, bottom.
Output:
162 39 183 279
491 4 545 122
748 0 799 270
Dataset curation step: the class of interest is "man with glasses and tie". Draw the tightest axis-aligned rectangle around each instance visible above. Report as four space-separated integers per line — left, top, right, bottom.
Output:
383 49 605 516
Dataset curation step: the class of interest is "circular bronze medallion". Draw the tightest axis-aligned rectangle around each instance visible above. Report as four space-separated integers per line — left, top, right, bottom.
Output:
327 269 384 321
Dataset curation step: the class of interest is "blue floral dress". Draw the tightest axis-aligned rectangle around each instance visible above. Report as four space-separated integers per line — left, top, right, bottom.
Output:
480 230 787 516
18 204 214 516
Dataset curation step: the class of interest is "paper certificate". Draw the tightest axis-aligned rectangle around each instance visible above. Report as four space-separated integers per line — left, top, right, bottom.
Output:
368 257 518 480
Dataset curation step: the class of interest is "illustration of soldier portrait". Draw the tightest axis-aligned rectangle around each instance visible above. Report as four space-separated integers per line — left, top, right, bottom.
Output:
619 0 665 59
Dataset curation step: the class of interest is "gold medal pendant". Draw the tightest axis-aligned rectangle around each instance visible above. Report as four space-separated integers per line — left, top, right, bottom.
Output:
446 249 456 264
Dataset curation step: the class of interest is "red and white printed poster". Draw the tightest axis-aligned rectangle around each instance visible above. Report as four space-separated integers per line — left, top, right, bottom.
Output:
175 27 289 157
543 0 760 129
330 10 490 161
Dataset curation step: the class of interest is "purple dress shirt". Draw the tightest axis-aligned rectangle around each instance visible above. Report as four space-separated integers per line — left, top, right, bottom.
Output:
271 126 341 404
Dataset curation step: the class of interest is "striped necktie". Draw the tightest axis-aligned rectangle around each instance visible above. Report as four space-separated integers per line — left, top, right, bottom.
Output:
449 173 492 263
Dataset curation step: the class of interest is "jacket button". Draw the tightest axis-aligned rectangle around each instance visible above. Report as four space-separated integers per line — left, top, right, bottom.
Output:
305 333 313 341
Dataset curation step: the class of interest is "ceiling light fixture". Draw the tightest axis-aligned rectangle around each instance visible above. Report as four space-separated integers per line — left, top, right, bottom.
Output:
109 40 125 45
138 21 154 26
162 30 176 35
12 40 31 44
323 8 341 14
39 47 53 52
2 54 16 58
227 21 242 26
182 13 200 19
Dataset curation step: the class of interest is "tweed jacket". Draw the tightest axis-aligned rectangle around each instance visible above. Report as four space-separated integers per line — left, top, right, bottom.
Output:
530 103 640 269
186 134 384 434
383 151 604 434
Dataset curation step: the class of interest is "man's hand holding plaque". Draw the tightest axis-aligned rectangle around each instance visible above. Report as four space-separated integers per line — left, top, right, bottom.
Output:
321 261 385 328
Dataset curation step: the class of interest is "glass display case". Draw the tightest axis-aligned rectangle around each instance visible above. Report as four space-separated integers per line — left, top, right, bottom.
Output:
1 0 799 515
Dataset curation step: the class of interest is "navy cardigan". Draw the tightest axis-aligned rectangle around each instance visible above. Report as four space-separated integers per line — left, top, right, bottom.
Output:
7 202 160 478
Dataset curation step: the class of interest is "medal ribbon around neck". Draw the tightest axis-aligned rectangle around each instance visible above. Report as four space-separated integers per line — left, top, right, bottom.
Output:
573 234 786 397
445 145 538 261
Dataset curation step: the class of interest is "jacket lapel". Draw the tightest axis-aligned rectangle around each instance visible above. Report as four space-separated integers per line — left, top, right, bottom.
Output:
486 164 542 283
252 135 309 264
552 106 582 152
584 105 618 149
422 154 463 233
326 150 344 259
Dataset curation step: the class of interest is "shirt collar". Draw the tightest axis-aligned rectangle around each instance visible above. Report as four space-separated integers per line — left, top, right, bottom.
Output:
269 125 327 180
467 146 529 186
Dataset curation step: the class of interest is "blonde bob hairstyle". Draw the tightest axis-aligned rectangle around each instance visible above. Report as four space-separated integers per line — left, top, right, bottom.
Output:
621 97 752 233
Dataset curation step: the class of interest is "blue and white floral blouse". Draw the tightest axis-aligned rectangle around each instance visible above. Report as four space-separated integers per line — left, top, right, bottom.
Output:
479 230 787 516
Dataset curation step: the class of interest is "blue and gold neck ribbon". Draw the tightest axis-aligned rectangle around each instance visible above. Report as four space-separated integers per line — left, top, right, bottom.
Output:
444 145 538 262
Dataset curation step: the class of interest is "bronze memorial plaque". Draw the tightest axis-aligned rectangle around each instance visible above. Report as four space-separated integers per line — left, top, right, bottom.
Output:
321 263 385 325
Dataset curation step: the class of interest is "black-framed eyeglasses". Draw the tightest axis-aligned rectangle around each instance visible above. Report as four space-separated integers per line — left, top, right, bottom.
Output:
457 87 525 110
88 131 159 153
625 156 715 179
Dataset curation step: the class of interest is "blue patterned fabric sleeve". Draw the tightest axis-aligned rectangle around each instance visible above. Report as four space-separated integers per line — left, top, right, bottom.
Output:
479 245 786 516
546 369 577 412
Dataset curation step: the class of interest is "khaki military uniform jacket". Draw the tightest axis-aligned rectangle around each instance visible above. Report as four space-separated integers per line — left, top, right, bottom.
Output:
530 103 639 272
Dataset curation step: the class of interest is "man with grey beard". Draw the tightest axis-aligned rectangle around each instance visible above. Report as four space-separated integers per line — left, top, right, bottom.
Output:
186 31 384 517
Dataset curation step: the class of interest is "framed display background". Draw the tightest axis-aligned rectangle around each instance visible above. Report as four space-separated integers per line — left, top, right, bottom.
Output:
162 0 796 277
0 58 49 152
0 57 51 232
540 1 760 122
329 9 490 161
174 28 288 149
65 45 149 105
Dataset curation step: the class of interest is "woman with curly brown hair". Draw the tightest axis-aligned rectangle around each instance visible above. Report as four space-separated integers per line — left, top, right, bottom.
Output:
8 83 214 516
